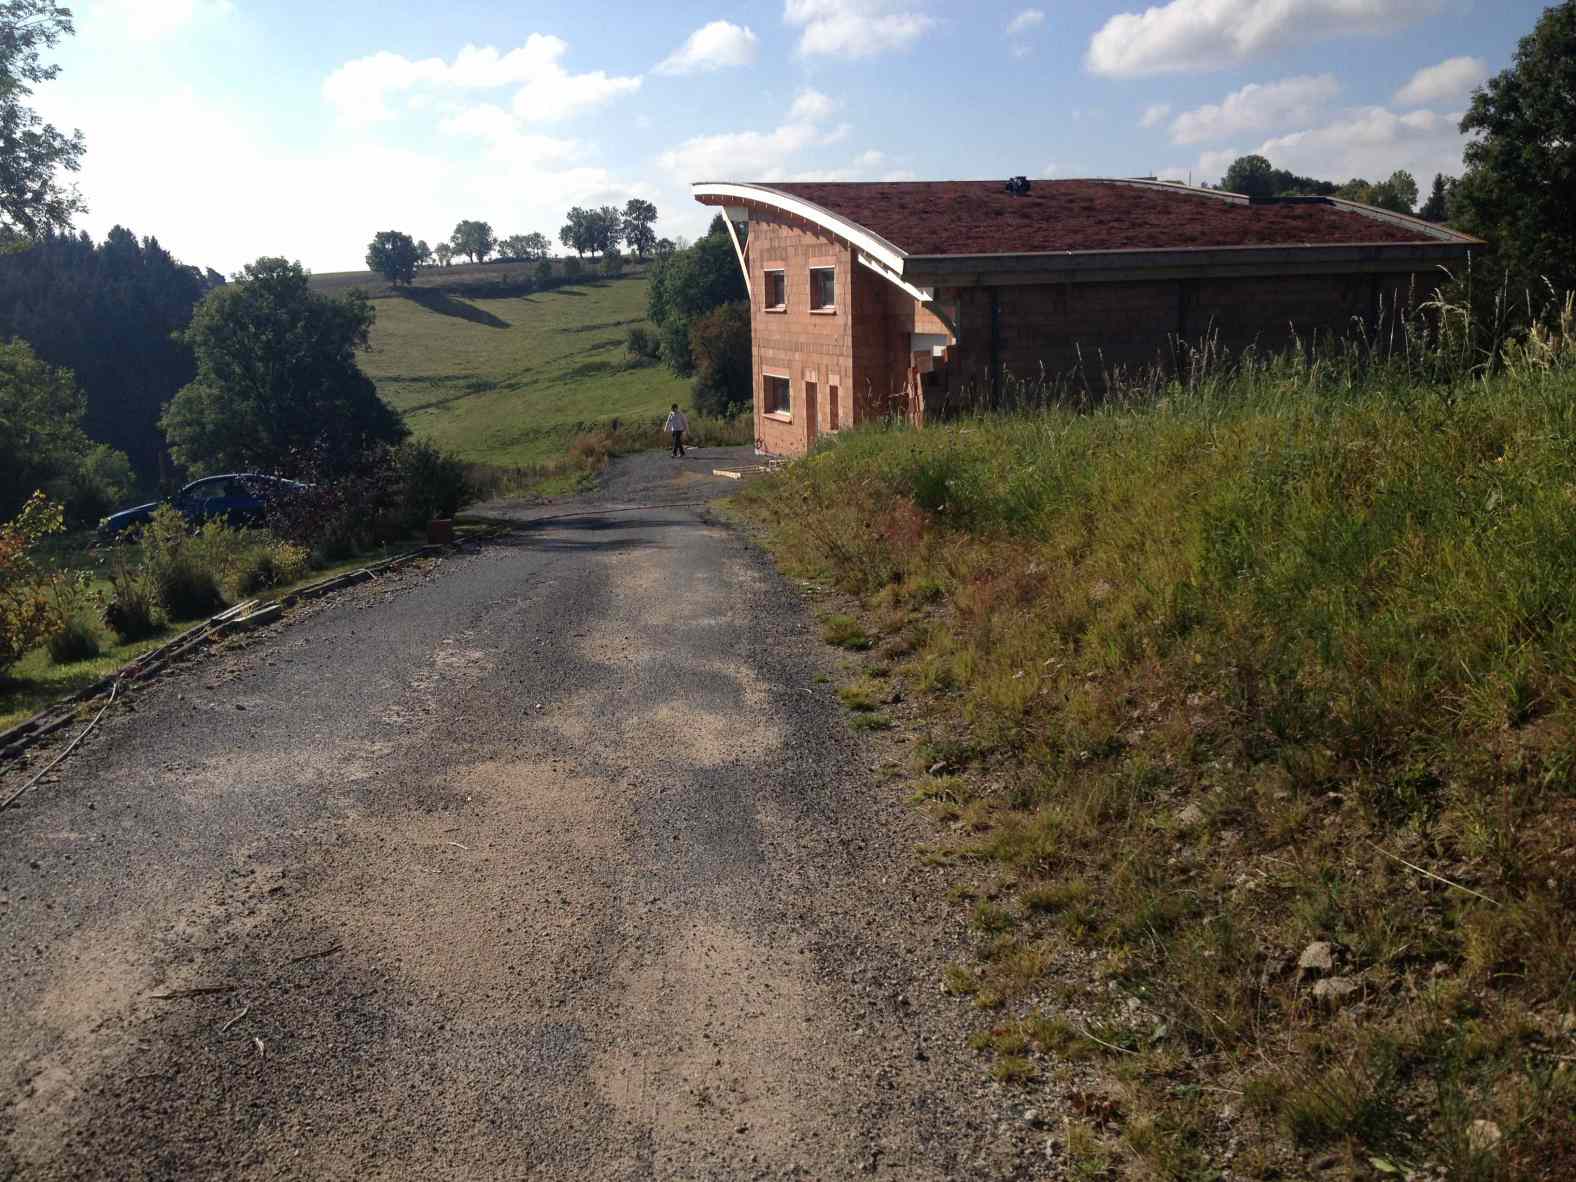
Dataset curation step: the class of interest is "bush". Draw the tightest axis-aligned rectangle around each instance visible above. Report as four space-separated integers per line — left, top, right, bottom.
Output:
625 325 660 361
391 439 470 529
141 505 225 621
0 492 64 677
104 552 160 642
44 576 102 665
660 316 693 377
67 444 136 529
229 541 310 596
534 259 554 286
690 301 751 417
562 257 583 280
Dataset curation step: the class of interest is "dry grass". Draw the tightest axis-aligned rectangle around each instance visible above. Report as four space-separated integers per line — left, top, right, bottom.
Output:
735 292 1576 1178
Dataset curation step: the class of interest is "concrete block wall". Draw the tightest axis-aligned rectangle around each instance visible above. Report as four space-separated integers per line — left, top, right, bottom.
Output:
940 270 1445 399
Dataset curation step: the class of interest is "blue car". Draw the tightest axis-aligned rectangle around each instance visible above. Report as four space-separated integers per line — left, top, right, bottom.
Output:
99 474 307 539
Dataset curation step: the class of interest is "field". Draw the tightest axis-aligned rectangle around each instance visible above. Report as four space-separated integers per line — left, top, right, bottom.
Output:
308 265 700 473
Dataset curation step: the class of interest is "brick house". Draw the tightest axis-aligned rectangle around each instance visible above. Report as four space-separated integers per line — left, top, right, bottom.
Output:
691 179 1480 456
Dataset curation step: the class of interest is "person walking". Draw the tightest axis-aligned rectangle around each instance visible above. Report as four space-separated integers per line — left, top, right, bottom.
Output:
665 404 689 457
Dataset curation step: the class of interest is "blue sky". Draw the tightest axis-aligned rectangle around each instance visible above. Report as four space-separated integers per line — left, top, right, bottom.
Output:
36 0 1548 273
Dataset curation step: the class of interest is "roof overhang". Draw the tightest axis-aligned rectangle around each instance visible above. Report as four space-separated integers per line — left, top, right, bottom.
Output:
694 181 909 275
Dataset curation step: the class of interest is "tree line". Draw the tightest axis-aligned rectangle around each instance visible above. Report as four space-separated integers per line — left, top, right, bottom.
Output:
362 200 673 287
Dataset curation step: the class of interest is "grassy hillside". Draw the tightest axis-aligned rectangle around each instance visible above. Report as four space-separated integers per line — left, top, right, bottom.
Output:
347 275 694 471
734 302 1576 1179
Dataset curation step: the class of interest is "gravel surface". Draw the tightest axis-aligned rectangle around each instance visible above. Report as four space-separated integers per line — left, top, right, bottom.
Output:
0 449 1043 1180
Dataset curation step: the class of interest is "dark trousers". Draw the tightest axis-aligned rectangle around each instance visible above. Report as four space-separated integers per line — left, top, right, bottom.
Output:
671 430 685 456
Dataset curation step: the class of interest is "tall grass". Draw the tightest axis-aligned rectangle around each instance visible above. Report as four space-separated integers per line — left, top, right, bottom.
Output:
735 290 1576 1178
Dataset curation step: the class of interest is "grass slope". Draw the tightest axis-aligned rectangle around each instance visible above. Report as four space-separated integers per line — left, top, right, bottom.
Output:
733 314 1576 1179
350 274 692 470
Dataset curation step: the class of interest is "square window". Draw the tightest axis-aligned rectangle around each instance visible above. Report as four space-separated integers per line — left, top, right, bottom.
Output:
764 269 785 309
764 374 791 416
810 267 836 311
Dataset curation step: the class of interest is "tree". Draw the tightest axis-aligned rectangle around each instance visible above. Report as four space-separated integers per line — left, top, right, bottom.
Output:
654 237 676 260
1222 154 1276 198
520 231 550 259
498 234 531 260
0 338 104 518
1419 174 1453 222
0 225 212 482
0 2 86 244
559 207 591 257
689 302 751 416
434 243 453 267
590 206 623 256
365 230 420 286
160 258 406 476
414 239 433 267
646 220 748 376
1453 0 1576 290
622 198 658 257
449 219 495 264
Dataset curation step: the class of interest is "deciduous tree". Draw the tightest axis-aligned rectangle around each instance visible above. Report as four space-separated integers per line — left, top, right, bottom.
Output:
1453 0 1576 290
161 258 406 476
0 2 85 244
622 198 658 257
448 219 495 264
365 230 420 286
434 243 453 267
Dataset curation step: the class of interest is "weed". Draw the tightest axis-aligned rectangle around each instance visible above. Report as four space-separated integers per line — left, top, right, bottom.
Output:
822 614 873 650
838 682 881 712
991 1056 1038 1084
849 712 894 732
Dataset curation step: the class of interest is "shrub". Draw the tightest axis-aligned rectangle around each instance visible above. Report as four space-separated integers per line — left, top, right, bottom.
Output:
625 325 660 361
0 492 64 677
602 253 623 276
562 257 582 279
659 316 693 377
141 505 225 621
690 301 751 417
391 439 470 529
104 552 160 642
534 258 554 286
44 575 102 664
67 444 136 529
229 541 310 596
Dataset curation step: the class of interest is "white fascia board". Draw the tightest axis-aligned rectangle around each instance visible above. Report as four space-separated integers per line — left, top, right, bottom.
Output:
720 210 751 301
857 251 934 305
693 182 909 276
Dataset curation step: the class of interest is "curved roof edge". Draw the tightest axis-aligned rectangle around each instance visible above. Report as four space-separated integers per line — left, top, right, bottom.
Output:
692 182 909 274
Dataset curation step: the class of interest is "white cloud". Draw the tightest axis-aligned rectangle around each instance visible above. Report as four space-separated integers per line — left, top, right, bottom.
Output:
1139 102 1171 128
784 0 937 59
1087 0 1442 77
784 149 917 182
1006 9 1045 36
1169 74 1340 144
1186 105 1470 189
789 89 838 122
655 21 760 75
91 0 233 39
658 88 883 182
1394 56 1489 107
323 36 640 128
37 81 658 273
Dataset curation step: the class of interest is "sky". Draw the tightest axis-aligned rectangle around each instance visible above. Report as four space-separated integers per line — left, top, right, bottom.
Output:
33 0 1550 274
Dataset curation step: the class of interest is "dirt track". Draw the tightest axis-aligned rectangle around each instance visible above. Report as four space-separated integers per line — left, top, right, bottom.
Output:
0 450 1039 1179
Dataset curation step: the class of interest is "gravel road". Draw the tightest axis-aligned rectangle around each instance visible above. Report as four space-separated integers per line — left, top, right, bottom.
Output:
0 449 1040 1180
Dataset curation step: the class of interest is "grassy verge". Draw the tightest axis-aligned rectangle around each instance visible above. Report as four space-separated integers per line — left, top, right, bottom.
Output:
0 529 470 732
732 312 1576 1178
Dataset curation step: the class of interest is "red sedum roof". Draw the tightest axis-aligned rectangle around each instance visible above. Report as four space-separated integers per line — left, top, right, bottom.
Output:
760 180 1439 256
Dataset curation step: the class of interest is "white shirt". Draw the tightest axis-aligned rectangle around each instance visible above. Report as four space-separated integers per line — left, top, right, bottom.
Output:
665 411 689 432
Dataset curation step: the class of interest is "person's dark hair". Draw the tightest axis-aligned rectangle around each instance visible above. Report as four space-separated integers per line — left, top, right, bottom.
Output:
671 403 678 410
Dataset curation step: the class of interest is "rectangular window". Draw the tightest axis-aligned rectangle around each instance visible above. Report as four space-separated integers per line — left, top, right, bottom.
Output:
763 269 786 310
809 267 836 312
764 374 791 416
